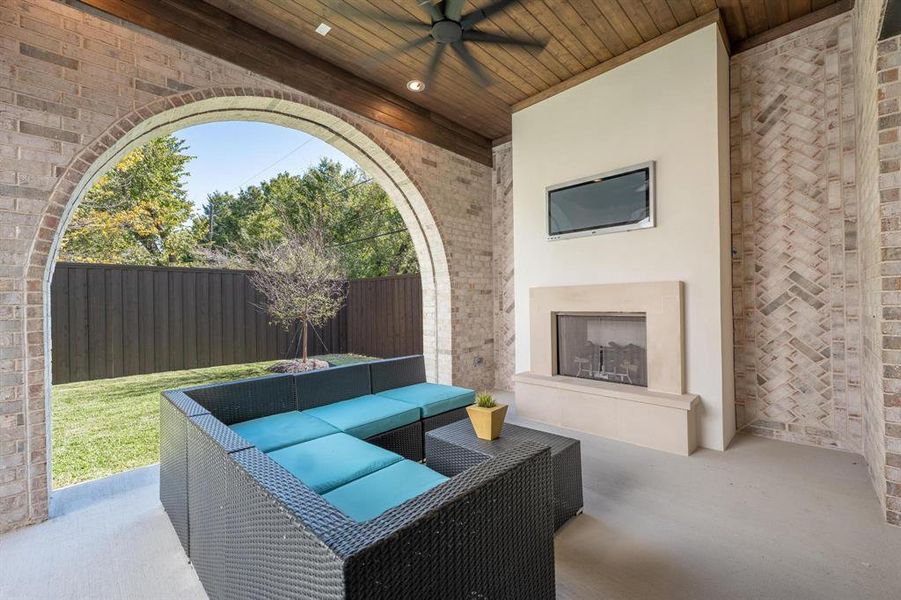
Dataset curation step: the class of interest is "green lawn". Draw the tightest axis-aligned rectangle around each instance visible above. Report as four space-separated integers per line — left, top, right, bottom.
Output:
51 354 374 488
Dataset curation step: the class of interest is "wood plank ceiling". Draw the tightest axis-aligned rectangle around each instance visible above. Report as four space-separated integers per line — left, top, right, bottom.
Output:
201 0 850 141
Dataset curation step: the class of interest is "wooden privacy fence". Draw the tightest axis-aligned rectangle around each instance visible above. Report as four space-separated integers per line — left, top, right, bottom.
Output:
50 263 422 384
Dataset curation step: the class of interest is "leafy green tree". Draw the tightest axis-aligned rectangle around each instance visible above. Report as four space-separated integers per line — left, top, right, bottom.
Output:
195 159 418 278
61 135 199 266
62 138 417 279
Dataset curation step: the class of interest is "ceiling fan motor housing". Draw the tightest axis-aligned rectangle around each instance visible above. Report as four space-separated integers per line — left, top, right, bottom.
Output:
431 19 463 44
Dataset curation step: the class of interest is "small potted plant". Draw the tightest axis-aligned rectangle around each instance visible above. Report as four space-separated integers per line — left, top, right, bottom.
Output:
466 392 508 441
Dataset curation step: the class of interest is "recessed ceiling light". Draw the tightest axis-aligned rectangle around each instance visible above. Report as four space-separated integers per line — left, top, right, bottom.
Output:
406 79 425 93
315 22 332 36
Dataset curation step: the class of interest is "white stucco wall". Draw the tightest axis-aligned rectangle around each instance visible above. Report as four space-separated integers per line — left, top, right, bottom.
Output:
512 24 734 450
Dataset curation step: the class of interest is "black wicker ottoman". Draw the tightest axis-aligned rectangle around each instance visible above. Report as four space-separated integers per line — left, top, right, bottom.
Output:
426 419 583 530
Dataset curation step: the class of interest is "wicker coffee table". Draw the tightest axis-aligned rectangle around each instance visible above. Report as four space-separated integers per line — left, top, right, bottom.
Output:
426 419 583 530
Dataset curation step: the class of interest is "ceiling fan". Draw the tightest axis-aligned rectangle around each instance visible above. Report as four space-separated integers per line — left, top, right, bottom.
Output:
355 0 545 88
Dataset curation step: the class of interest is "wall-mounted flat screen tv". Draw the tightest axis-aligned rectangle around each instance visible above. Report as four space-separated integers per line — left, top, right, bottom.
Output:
547 161 655 240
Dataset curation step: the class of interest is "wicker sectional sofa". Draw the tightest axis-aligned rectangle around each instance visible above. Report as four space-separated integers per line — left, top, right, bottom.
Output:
160 355 556 599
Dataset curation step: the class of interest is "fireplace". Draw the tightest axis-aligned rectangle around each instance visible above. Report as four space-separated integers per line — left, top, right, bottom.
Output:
556 313 648 387
516 282 697 455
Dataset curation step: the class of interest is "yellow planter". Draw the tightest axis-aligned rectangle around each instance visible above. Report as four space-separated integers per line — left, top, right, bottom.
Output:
466 403 508 440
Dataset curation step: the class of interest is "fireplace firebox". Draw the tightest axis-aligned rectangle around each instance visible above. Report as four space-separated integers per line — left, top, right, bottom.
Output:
555 313 648 387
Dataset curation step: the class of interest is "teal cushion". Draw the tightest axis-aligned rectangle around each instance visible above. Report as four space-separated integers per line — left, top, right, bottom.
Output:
267 432 402 494
323 460 448 522
229 411 338 452
303 395 420 439
375 383 475 418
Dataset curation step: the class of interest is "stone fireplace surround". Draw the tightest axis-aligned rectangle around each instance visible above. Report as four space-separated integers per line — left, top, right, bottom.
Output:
514 282 699 455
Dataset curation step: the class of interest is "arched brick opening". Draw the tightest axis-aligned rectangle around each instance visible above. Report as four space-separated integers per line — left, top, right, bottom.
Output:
27 88 453 506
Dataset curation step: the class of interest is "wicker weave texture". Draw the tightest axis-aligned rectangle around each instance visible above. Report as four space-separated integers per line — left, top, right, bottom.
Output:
159 396 190 555
552 440 584 529
187 417 232 599
295 363 372 410
422 406 468 432
160 357 558 599
365 421 423 462
368 355 425 393
342 442 556 599
426 420 583 531
184 373 295 425
425 435 488 476
227 448 349 600
231 446 355 543
162 390 211 418
167 417 557 599
188 414 253 454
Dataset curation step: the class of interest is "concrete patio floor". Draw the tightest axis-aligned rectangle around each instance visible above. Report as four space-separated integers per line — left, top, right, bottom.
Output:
2 409 901 600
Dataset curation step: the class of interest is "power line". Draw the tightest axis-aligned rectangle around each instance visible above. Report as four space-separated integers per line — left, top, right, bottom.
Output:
205 159 374 240
226 136 318 194
331 228 407 247
318 177 373 200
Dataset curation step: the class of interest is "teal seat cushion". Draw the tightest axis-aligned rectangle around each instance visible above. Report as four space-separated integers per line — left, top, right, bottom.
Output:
375 383 475 418
323 460 448 522
303 395 420 439
267 432 402 494
229 411 338 452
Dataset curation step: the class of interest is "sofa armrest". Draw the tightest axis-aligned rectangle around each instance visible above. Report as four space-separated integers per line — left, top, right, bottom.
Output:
339 440 556 600
159 392 203 555
369 355 427 393
161 389 210 418
218 446 354 599
230 446 357 539
181 373 295 425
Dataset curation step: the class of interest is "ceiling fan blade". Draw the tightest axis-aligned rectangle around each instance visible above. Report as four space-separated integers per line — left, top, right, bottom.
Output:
363 35 433 68
424 44 447 87
462 30 545 47
460 0 519 29
451 41 491 86
418 0 444 23
444 0 465 21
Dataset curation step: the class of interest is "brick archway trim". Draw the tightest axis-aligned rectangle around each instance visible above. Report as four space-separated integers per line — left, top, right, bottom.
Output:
22 87 453 525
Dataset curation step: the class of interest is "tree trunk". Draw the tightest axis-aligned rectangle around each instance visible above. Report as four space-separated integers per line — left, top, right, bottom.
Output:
301 320 308 363
388 241 408 276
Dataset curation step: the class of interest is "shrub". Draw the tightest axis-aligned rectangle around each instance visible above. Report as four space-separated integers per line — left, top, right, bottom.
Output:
475 391 496 408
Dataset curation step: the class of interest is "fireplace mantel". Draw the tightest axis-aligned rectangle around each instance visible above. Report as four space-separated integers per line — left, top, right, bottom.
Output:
529 281 684 393
515 281 698 455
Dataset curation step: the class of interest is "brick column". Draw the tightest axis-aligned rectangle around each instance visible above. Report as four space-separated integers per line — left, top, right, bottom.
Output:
491 142 514 391
876 33 901 526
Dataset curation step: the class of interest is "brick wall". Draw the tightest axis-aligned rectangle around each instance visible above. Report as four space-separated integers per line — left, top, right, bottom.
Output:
730 14 862 452
730 1 897 525
491 141 514 390
0 0 493 532
876 31 901 526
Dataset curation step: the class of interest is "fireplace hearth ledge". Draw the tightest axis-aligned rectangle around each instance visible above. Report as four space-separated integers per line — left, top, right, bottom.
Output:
513 371 699 456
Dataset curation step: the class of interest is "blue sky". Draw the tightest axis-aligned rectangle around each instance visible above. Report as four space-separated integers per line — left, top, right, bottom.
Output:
174 121 360 214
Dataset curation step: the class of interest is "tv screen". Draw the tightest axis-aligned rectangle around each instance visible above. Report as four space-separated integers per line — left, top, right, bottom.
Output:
547 162 654 239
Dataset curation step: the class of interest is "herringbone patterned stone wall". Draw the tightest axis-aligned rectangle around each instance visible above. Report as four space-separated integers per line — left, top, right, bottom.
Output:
731 14 862 451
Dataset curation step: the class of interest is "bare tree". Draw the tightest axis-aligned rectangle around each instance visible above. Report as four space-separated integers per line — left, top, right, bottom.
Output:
217 229 346 365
